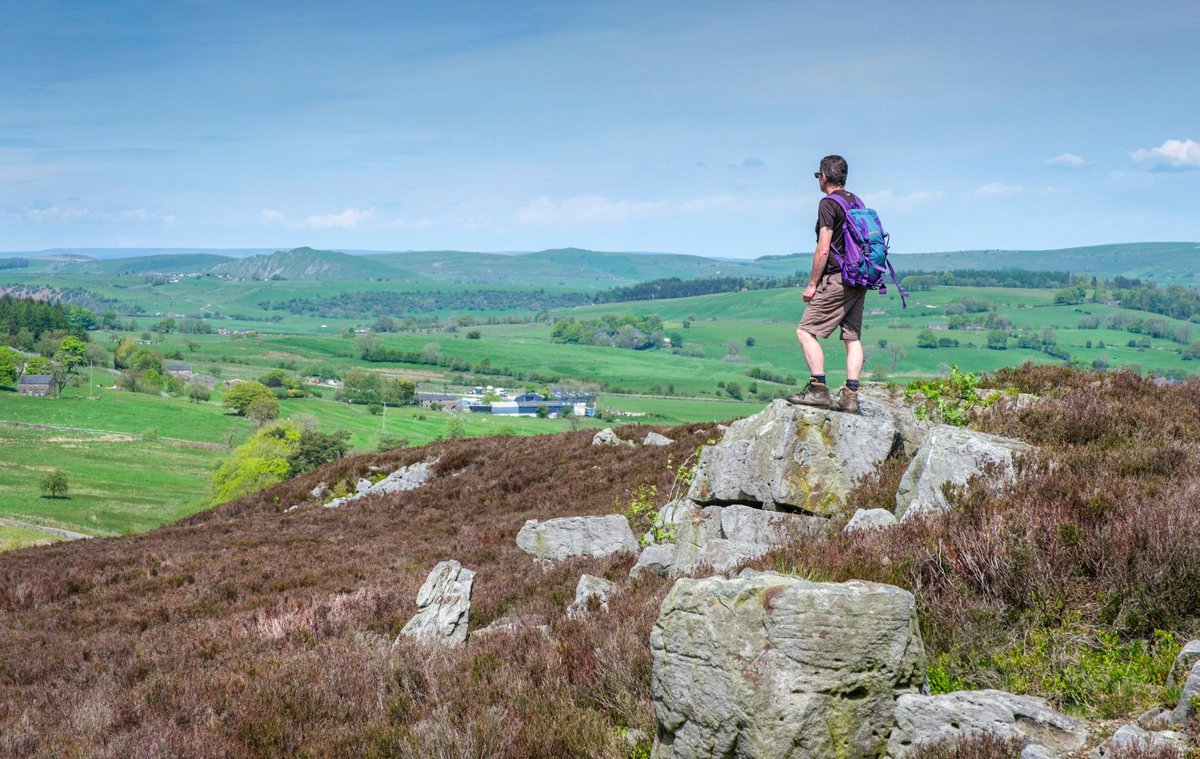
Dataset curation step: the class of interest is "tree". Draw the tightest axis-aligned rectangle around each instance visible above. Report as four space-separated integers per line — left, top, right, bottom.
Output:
916 329 938 349
222 381 277 415
39 469 69 498
186 380 212 403
446 416 466 440
50 336 88 398
287 429 351 474
210 423 300 504
987 330 1009 350
0 348 17 387
356 330 382 359
887 344 907 371
246 395 281 426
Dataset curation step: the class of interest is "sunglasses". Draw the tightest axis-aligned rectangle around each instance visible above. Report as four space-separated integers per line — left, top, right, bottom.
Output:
813 172 823 179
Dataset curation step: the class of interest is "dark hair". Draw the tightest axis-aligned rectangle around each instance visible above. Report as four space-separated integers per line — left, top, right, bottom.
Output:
819 155 848 186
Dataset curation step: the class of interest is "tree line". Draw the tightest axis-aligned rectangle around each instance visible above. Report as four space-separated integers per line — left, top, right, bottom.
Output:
257 288 591 318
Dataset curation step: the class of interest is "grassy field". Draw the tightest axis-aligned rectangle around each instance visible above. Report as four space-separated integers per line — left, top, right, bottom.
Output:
0 524 59 551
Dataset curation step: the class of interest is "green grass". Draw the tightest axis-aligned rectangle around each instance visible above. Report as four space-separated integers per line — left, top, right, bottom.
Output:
0 524 62 551
0 425 227 536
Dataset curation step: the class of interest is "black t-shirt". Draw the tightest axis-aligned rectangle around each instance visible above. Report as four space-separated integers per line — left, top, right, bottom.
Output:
815 189 858 277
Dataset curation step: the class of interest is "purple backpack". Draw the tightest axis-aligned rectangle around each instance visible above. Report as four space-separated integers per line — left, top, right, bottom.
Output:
825 193 908 308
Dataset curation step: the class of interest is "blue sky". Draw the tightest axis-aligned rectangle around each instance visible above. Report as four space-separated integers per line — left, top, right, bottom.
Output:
1 0 1198 257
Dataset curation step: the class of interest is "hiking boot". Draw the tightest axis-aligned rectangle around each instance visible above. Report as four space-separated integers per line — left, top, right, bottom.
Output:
832 386 859 414
785 380 830 408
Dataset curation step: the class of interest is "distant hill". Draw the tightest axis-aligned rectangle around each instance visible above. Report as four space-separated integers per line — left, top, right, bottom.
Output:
212 247 424 282
3 242 1195 287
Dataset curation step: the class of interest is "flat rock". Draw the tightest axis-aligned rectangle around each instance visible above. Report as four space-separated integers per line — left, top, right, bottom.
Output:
887 690 1088 758
643 431 675 446
895 426 1031 522
516 514 639 561
397 560 474 647
687 400 900 516
593 428 631 447
472 614 549 638
844 508 898 533
355 478 372 494
651 572 925 759
656 500 822 576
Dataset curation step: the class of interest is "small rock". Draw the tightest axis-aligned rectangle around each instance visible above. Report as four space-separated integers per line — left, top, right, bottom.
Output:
397 560 474 647
643 432 674 446
1090 724 1190 759
567 574 617 619
1168 660 1200 726
309 482 331 499
592 428 623 446
1021 745 1058 759
1168 639 1200 688
355 478 372 494
472 614 549 638
516 515 639 561
844 508 898 533
630 544 675 579
624 728 649 748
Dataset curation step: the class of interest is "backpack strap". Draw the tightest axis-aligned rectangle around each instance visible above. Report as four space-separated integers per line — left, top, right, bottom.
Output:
821 192 861 264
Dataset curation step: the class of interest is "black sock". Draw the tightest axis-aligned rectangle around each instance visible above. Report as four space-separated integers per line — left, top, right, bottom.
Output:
846 379 860 391
811 374 826 386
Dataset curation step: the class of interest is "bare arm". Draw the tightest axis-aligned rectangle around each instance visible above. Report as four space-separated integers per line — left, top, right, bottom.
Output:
803 226 834 302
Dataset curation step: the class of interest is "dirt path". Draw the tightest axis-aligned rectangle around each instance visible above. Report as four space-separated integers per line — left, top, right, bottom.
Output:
0 517 92 541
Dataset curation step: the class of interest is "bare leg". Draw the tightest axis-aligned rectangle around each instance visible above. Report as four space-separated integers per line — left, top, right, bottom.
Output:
796 327 825 376
844 339 863 381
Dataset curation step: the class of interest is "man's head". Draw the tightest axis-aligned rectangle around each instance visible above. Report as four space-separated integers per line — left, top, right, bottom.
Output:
815 155 848 187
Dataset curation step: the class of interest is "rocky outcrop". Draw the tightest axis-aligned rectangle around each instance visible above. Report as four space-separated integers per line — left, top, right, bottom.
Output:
397 560 474 647
887 690 1088 758
651 572 926 759
516 515 639 561
567 574 617 619
844 508 898 533
894 426 1031 521
687 400 900 516
1168 639 1200 688
859 387 931 456
324 460 437 508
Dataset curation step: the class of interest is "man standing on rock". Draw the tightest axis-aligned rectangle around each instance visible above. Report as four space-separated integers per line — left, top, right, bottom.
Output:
786 155 865 414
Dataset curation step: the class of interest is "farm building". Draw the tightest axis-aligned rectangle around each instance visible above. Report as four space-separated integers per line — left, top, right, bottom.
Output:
165 362 193 378
18 375 52 397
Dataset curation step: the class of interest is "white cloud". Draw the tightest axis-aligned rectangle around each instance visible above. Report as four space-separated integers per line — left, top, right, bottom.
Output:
513 194 744 227
20 205 173 224
301 208 376 230
1045 153 1092 169
970 182 1022 197
260 207 378 230
1130 138 1200 169
378 217 434 231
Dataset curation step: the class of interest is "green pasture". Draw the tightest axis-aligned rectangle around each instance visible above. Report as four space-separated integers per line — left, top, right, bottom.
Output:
0 424 226 536
0 524 62 552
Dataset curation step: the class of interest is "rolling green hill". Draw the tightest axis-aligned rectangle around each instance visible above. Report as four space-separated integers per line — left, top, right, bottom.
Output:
212 247 424 282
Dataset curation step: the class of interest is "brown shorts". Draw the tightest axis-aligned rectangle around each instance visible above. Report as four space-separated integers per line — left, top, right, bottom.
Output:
798 272 867 341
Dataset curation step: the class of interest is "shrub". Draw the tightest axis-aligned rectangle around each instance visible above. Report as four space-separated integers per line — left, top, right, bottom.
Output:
222 381 277 416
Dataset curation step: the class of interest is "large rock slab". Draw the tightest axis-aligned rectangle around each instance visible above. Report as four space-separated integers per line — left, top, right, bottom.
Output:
895 426 1031 521
516 514 639 561
651 572 926 759
859 387 931 457
397 560 474 647
887 690 1088 758
1168 639 1200 688
687 400 900 516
